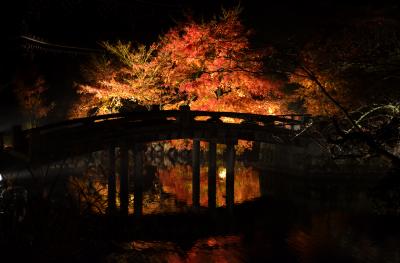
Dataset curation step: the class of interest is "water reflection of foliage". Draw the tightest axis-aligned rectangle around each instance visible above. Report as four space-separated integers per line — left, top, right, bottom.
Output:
66 153 186 215
287 211 400 263
68 151 261 214
158 162 260 207
184 236 243 263
106 236 244 263
68 164 109 214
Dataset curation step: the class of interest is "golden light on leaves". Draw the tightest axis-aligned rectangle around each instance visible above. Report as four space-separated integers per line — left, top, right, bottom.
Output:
72 8 284 118
158 163 260 208
15 76 55 128
218 167 227 180
69 160 261 214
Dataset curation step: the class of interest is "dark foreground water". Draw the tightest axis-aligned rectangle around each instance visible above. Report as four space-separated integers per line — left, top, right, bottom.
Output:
2 151 399 263
100 166 399 263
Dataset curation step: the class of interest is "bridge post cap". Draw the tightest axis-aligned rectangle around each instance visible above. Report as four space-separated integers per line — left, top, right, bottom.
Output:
207 116 223 123
179 105 190 111
240 118 257 125
150 105 160 111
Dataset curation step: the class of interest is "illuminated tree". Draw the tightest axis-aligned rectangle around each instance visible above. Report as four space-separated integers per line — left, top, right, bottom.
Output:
156 7 282 113
74 7 283 117
77 42 181 115
15 76 54 128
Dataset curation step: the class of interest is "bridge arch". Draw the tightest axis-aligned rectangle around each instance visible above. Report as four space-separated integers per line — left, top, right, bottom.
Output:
1 110 311 216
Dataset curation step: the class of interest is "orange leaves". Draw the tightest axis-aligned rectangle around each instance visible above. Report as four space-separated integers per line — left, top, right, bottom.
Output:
287 17 400 117
157 9 282 114
157 162 260 208
15 76 54 127
76 7 283 117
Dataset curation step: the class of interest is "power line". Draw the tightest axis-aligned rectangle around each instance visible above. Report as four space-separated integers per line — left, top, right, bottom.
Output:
20 35 104 54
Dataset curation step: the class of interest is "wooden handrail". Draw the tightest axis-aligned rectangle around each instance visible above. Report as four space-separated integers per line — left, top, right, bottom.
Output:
22 111 312 135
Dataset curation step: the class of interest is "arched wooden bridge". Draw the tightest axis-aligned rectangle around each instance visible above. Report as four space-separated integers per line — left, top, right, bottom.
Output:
0 110 311 216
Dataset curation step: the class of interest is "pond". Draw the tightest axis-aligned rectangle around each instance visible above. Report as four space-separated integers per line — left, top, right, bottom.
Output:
66 149 400 263
67 150 261 215
1 147 399 263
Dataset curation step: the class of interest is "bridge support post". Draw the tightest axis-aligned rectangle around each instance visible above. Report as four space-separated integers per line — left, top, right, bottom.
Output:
192 139 200 209
208 140 217 210
226 140 236 212
107 145 116 215
134 143 144 217
119 143 129 216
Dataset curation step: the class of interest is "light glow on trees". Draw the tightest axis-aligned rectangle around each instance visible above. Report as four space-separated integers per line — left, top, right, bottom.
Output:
72 7 284 118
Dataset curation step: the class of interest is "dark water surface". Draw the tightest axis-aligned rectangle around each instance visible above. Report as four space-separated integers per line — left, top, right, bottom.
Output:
64 151 398 263
3 151 400 263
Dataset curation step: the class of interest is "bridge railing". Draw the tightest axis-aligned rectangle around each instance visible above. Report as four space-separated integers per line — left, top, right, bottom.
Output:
0 111 310 135
0 111 312 152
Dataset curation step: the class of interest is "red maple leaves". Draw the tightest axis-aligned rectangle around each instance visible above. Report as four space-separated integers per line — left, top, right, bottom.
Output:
74 8 283 117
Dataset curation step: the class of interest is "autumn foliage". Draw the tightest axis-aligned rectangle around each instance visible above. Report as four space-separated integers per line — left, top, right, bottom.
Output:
15 76 54 128
150 162 260 208
73 8 283 117
287 17 400 116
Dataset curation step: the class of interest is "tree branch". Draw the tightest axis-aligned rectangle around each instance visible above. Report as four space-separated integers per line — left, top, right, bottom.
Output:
300 65 400 167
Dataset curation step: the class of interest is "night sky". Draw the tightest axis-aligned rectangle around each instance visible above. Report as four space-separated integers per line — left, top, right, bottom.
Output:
3 1 399 45
1 0 399 127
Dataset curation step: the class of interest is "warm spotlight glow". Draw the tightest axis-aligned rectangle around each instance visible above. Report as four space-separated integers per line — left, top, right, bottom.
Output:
73 8 284 117
218 167 226 180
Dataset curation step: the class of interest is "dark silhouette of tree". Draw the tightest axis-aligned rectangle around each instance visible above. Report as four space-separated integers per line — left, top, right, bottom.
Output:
278 16 400 167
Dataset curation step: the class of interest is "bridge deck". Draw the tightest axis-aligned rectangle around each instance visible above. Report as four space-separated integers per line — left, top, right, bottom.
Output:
1 110 311 169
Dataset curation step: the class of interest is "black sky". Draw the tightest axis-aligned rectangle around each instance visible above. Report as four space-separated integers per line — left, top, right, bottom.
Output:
2 0 398 45
0 0 399 126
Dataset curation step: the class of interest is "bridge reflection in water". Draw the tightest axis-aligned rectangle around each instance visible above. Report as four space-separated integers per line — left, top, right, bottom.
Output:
158 162 260 209
73 147 262 216
107 140 242 216
1 111 308 216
